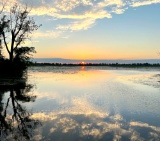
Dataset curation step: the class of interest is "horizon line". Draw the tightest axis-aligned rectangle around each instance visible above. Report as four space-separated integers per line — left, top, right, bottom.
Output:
33 58 160 60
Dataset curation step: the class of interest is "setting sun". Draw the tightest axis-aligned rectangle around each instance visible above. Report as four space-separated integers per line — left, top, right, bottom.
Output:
80 61 85 65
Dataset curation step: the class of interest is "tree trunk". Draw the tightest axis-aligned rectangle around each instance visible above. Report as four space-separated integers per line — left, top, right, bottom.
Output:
10 31 15 62
9 52 13 62
0 39 2 57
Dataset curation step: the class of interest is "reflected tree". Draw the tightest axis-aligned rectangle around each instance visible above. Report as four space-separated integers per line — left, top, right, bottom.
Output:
0 79 39 141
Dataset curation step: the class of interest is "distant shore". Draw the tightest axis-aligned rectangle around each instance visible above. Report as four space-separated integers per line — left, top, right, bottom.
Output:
31 62 160 68
32 58 160 64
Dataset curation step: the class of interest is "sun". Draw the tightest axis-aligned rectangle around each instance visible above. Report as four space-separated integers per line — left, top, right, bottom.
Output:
80 61 85 65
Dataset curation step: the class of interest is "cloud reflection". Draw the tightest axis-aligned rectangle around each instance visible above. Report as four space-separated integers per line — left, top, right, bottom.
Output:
31 111 160 141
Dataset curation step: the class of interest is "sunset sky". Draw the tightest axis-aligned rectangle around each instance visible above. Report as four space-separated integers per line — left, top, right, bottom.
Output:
1 0 160 60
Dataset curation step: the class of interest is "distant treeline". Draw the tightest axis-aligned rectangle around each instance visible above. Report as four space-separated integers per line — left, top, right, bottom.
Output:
31 62 160 67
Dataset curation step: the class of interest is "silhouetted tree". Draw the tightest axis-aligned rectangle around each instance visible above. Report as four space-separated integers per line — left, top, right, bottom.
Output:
0 4 40 63
0 4 40 77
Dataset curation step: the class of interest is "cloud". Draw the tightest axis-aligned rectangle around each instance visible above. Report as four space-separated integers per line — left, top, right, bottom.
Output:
98 0 125 8
54 0 94 12
31 31 62 39
54 0 81 12
56 18 95 31
5 0 125 32
53 10 112 19
131 0 160 7
50 0 120 31
2 0 160 35
30 6 58 16
0 0 17 11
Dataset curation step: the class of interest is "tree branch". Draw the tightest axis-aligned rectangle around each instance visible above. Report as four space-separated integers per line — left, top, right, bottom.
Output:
2 32 10 54
4 97 11 117
14 31 26 50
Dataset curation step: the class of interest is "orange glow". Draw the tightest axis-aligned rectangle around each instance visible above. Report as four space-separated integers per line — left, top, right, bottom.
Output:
81 66 85 70
29 69 112 88
33 43 159 60
80 61 85 65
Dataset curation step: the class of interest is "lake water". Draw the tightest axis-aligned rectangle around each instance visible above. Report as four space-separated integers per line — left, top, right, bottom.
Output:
1 66 160 141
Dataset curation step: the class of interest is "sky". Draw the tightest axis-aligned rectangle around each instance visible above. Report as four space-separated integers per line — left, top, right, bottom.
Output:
1 0 160 60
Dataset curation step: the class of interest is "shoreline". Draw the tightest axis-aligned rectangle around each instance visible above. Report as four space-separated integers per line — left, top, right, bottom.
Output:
31 62 160 68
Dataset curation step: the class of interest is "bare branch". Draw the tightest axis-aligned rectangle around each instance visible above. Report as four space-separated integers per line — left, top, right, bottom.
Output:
2 32 10 54
4 97 11 117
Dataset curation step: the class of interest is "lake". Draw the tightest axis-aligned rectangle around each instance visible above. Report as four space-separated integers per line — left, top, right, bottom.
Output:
1 66 160 141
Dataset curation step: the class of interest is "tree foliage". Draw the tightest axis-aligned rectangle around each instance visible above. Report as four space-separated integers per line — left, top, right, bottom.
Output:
14 46 36 68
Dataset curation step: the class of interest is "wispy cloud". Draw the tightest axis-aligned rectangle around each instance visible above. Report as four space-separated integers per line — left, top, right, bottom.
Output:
53 10 112 19
32 31 62 39
131 0 160 7
30 6 58 16
56 19 95 31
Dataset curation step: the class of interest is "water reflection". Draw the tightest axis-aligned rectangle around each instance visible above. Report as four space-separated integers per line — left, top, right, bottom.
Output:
0 78 39 141
28 67 160 141
32 112 160 141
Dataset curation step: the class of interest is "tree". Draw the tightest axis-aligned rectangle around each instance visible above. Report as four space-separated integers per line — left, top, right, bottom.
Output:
0 4 40 63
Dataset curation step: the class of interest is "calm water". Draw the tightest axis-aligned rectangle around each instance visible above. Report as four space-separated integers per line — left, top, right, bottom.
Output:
1 66 160 141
